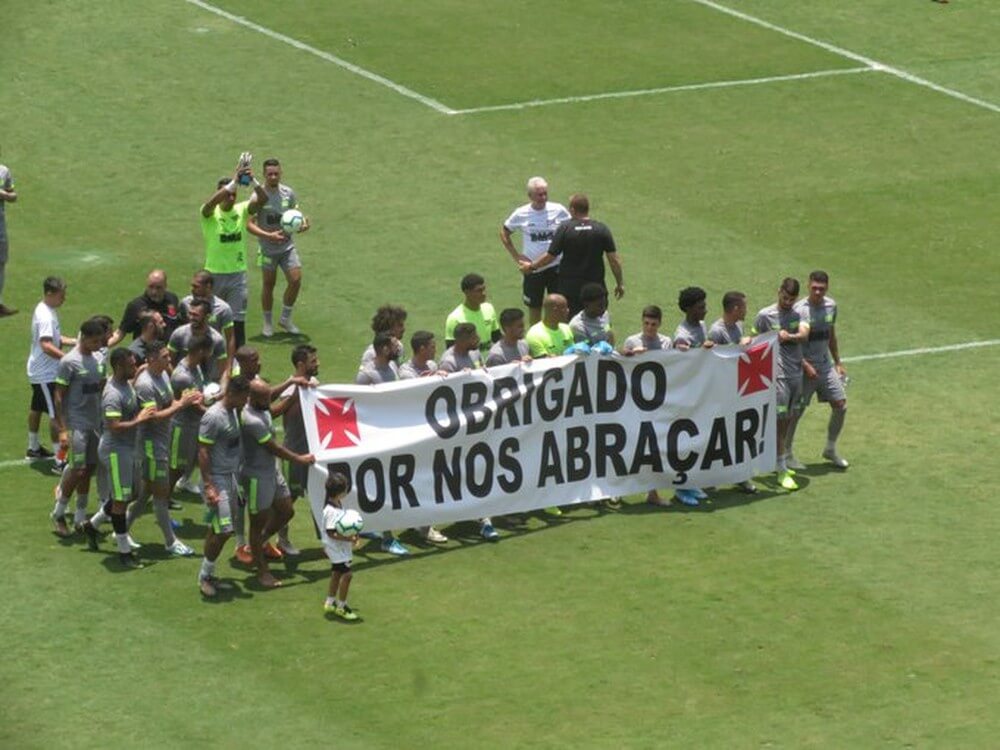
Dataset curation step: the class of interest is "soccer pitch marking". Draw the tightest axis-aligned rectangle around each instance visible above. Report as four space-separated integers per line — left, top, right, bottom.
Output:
184 0 999 117
3 338 997 473
691 0 1000 116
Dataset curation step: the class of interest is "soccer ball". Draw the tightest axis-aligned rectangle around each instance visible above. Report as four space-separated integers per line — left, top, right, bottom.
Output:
280 209 305 234
335 509 364 536
202 382 222 406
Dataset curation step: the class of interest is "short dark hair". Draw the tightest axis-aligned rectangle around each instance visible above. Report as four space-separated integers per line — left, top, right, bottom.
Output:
678 286 706 312
91 314 114 333
809 270 829 285
373 332 395 351
461 273 485 292
410 330 434 352
109 347 135 371
722 291 746 312
326 471 349 499
780 277 800 296
370 305 407 334
641 305 662 321
137 310 159 331
188 334 212 354
569 193 589 215
453 322 477 340
580 283 606 304
291 344 317 367
234 346 257 367
80 319 105 338
227 375 252 396
263 158 281 169
43 276 66 295
146 339 169 357
188 298 211 316
193 269 214 288
499 308 524 329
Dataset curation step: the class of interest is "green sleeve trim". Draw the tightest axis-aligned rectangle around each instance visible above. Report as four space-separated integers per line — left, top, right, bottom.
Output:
257 433 273 444
54 377 69 386
105 411 122 418
198 436 215 445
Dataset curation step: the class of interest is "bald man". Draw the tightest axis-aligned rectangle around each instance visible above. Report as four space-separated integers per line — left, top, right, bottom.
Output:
525 294 575 358
108 270 183 346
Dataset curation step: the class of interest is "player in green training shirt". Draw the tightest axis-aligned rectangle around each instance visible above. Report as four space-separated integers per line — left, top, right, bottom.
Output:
525 294 574 358
444 273 501 355
200 152 270 349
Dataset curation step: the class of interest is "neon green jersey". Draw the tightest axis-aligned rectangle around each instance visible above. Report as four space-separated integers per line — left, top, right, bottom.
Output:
525 321 574 358
445 303 500 354
201 201 250 273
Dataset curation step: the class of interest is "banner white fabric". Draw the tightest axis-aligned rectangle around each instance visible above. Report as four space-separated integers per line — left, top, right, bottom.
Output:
303 334 777 533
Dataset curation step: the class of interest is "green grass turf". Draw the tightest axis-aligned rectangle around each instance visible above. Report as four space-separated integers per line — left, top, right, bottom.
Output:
2 0 999 747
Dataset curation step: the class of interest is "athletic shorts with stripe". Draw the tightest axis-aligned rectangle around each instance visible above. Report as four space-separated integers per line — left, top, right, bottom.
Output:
169 423 198 471
30 382 57 418
801 366 846 407
205 473 237 534
99 448 134 502
775 377 803 417
258 248 302 274
241 472 291 514
283 457 308 499
141 438 169 483
69 429 99 468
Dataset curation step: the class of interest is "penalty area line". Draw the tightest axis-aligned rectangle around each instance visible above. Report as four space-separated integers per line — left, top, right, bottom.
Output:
449 67 873 115
183 0 456 115
2 340 997 472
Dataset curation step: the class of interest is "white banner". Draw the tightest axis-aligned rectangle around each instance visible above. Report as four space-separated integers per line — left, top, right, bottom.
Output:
303 333 777 533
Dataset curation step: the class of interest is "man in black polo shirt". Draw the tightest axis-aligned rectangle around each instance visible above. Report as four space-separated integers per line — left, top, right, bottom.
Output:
107 269 183 345
519 193 624 317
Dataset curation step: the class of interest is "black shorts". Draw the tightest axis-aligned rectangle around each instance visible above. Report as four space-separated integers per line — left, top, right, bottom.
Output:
31 382 57 418
559 278 605 318
522 267 560 309
331 561 352 574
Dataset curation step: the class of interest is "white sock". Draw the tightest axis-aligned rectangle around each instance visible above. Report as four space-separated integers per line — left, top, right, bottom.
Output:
280 304 293 321
263 310 273 324
114 533 131 554
90 506 109 527
334 599 343 609
325 596 336 606
28 432 40 450
73 494 89 524
52 499 69 518
199 558 216 580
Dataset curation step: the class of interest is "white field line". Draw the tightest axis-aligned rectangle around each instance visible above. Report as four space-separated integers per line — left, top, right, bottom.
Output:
4 339 997 472
691 0 1000 115
183 0 456 115
449 67 872 115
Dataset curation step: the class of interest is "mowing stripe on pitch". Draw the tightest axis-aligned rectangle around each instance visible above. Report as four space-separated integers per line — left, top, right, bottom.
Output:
449 67 873 115
4 339 998 472
690 0 1000 116
183 0 456 115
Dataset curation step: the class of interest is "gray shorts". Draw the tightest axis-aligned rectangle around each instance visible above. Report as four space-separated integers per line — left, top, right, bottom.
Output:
100 448 135 502
775 376 803 418
69 428 99 468
283 455 308 498
212 271 248 321
169 422 200 471
258 247 302 274
140 438 169 483
802 366 847 406
0 235 8 263
206 473 237 534
241 472 291 514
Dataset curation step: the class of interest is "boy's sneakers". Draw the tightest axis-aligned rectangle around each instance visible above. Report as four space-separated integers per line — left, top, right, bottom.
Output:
25 446 54 460
480 522 499 541
777 471 799 491
381 537 409 556
822 448 849 469
51 459 67 476
278 317 300 335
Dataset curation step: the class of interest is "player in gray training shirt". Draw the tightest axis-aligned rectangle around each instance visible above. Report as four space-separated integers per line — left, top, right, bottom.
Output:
356 332 402 384
787 270 849 470
168 299 228 382
485 308 531 368
197 376 252 598
620 305 671 356
673 287 712 351
569 283 615 346
50 319 106 536
438 323 483 373
0 163 17 316
240 379 314 589
248 158 309 337
708 291 751 346
168 336 213 494
751 278 810 490
179 270 235 357
97 348 154 568
399 330 440 379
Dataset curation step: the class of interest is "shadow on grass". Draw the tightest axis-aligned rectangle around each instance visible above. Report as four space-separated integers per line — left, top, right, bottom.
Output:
29 459 60 479
247 331 312 345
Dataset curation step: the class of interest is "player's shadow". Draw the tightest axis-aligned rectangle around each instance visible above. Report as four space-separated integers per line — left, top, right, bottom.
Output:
29 460 59 478
248 331 312 345
199 578 253 604
619 484 786 515
794 462 849 479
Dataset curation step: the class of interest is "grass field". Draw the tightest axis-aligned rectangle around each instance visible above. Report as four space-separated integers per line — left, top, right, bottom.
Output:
3 1 1000 747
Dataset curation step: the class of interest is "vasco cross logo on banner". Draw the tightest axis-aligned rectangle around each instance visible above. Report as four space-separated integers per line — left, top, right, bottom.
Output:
737 341 773 397
315 397 361 449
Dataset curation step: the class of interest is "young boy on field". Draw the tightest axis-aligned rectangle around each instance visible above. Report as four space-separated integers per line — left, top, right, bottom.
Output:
322 472 360 621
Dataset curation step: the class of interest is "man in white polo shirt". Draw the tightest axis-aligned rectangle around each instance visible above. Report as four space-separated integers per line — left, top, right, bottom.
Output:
26 277 75 462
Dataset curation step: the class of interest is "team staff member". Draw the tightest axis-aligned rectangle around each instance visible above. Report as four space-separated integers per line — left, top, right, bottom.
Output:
0 162 18 316
248 158 309 337
27 277 74 461
500 177 570 324
521 194 624 317
200 153 270 348
107 270 183 346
